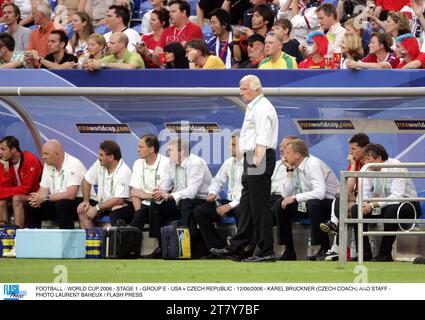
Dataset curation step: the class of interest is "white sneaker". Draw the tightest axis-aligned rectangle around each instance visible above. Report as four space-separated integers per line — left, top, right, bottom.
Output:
324 250 339 261
3 245 16 258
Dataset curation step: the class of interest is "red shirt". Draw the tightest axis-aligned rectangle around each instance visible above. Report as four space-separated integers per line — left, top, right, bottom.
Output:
0 151 42 199
0 162 13 188
141 33 160 68
298 56 327 69
396 52 425 69
362 52 399 69
157 22 203 48
375 0 410 11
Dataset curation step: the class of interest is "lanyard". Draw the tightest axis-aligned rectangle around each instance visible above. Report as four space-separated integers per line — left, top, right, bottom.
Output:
101 160 123 202
229 158 237 190
250 94 264 109
175 164 188 190
51 169 65 191
294 157 310 194
142 157 161 187
173 23 188 41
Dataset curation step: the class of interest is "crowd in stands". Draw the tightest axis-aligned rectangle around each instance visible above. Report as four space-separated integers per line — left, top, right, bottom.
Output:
2 0 425 69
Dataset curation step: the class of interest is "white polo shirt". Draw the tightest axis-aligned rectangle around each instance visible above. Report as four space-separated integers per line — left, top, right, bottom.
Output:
40 152 87 198
239 94 279 154
160 154 212 205
208 157 244 209
85 159 132 203
130 154 170 206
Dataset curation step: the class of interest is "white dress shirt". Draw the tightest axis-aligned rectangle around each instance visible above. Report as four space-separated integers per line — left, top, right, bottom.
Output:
40 152 91 198
85 159 132 203
160 154 212 205
283 155 340 202
239 94 279 154
271 160 288 195
208 157 244 209
362 158 418 208
130 154 170 206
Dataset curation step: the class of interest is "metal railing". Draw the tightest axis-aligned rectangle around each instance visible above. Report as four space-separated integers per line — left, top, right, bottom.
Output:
338 163 425 266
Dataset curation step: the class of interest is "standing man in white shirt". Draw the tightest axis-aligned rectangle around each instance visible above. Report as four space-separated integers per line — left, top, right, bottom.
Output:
351 143 420 262
194 130 244 251
316 3 345 56
211 75 278 263
129 134 169 234
150 138 213 259
26 140 89 229
276 139 339 261
77 140 132 229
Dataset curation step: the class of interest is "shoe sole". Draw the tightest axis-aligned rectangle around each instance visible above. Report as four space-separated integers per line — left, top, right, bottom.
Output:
320 223 338 236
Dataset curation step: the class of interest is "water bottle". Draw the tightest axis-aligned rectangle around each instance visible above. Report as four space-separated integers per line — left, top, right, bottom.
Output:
306 237 312 258
350 229 357 259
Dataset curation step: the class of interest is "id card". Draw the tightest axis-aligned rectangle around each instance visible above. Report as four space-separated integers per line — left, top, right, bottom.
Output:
372 206 381 216
298 201 307 213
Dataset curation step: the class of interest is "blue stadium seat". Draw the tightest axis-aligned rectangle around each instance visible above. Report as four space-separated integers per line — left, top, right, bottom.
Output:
218 216 236 225
132 0 142 18
97 215 111 223
138 1 153 19
48 0 58 11
65 23 74 39
95 24 110 35
0 23 7 33
131 22 142 33
189 0 197 16
202 24 213 42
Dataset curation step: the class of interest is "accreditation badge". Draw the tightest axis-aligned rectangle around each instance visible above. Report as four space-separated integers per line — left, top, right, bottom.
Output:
298 201 307 213
372 207 381 216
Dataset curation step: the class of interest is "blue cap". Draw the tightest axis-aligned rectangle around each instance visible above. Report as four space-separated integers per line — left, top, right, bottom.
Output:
395 33 415 44
305 31 326 45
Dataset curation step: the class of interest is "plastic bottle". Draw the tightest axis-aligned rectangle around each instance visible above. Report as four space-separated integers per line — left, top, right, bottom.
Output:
350 228 357 259
307 237 312 258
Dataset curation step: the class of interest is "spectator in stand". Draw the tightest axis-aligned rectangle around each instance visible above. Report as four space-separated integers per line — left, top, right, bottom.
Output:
277 0 321 43
395 33 425 68
85 32 145 70
369 10 410 44
340 33 364 69
55 0 86 24
316 3 345 56
136 8 169 68
196 0 226 27
26 140 93 229
86 32 106 60
85 0 114 27
272 18 303 63
26 0 58 59
26 30 78 69
2 3 31 51
298 31 329 68
243 0 279 29
233 4 274 63
0 32 26 68
15 0 33 26
259 31 298 69
207 8 235 68
237 34 265 68
346 32 399 69
374 0 410 21
104 5 140 52
163 41 189 68
67 11 94 62
185 38 226 69
344 17 369 56
141 0 166 35
156 0 203 50
0 136 42 228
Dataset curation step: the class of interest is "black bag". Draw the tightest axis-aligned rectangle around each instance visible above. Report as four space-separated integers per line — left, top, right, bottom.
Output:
101 226 142 259
161 225 191 260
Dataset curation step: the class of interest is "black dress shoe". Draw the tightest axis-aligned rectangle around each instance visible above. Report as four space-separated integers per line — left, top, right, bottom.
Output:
210 247 243 261
307 247 328 261
371 254 393 262
350 251 372 262
320 221 338 235
141 247 162 259
243 255 276 262
280 250 297 261
413 256 425 264
201 253 222 260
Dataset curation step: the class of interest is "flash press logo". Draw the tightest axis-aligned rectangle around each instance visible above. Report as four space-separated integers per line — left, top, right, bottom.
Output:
3 284 27 300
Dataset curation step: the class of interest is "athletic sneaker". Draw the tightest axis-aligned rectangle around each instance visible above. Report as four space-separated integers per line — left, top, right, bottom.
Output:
320 221 338 235
3 245 16 258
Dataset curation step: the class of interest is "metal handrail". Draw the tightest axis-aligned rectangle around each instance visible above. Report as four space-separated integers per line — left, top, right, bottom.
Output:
338 163 425 267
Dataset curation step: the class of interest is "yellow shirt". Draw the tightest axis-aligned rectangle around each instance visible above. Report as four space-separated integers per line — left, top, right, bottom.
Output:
258 52 298 69
203 55 226 69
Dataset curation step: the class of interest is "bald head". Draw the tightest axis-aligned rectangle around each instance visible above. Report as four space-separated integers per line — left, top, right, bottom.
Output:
42 140 64 168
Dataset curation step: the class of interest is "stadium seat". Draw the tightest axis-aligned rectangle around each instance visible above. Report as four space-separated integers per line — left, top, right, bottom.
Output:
0 23 7 33
131 23 142 33
48 0 58 11
95 24 110 35
202 24 213 42
131 0 142 19
65 23 74 39
138 1 153 19
188 0 197 16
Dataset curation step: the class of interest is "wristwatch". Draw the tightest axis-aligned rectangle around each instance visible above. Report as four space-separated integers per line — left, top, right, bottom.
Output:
286 168 294 172
44 194 50 201
101 62 107 68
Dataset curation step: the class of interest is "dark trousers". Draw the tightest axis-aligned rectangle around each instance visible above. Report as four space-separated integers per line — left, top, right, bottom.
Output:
194 200 238 249
273 198 332 249
149 199 181 241
109 203 135 226
351 202 421 256
26 199 81 229
228 149 276 257
130 204 150 233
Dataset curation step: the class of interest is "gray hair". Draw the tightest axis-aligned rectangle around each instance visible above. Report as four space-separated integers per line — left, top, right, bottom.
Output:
240 75 263 92
34 0 52 17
